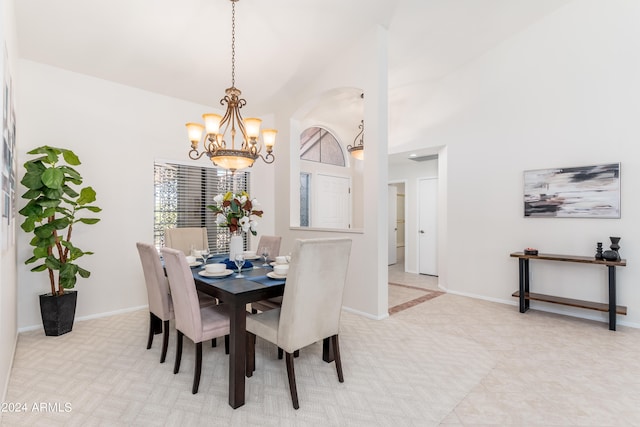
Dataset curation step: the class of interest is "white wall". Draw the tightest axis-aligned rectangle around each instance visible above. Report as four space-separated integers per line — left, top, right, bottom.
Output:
0 0 18 403
16 61 275 329
392 0 640 326
276 25 389 318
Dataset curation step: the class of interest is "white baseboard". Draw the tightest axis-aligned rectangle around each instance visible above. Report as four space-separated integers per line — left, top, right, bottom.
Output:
342 305 389 320
17 305 148 333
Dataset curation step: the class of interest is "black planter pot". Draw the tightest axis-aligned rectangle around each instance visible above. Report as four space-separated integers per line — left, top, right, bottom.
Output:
39 291 78 336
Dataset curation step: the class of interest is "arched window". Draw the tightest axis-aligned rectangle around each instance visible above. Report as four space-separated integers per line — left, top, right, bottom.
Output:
300 127 345 167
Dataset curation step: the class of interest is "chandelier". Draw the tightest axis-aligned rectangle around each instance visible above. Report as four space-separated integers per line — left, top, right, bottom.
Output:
347 119 364 160
185 0 276 172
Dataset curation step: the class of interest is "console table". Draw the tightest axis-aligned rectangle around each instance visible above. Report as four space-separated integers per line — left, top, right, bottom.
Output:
510 252 627 331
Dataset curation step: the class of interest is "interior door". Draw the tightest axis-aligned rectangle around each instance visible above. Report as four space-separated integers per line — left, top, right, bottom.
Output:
418 178 438 275
314 174 351 228
388 184 397 265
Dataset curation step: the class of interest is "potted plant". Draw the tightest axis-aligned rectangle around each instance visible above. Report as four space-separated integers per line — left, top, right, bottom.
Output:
19 146 101 336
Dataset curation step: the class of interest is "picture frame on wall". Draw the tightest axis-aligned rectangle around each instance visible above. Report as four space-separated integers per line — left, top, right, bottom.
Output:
523 163 620 218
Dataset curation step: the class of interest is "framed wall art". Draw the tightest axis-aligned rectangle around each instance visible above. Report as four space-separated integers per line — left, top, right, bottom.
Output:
523 163 620 218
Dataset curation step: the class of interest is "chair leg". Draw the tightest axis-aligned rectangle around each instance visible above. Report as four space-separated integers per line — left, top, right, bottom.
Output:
246 332 255 377
212 338 217 348
225 334 230 355
148 312 162 349
193 342 202 394
160 320 170 363
174 330 183 374
332 335 344 383
285 352 300 410
278 347 283 359
294 350 300 358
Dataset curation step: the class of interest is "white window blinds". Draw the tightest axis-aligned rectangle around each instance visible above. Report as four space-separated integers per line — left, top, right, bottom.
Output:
153 161 250 255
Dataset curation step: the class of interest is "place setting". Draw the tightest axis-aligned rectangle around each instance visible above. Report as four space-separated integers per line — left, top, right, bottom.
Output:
267 257 289 279
198 262 234 278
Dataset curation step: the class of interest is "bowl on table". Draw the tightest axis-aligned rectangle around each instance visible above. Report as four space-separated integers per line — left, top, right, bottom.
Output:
205 263 226 273
273 264 289 276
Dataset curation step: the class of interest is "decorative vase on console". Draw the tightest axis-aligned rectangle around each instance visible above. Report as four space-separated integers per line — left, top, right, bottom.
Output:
595 242 603 260
609 236 621 261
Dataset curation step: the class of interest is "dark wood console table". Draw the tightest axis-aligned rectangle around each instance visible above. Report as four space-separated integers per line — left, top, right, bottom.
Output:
510 252 627 331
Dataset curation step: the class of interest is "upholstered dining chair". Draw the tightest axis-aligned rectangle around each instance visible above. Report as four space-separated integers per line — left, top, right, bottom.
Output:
136 242 217 364
161 247 231 394
245 237 352 409
256 235 282 262
164 227 208 255
251 235 283 313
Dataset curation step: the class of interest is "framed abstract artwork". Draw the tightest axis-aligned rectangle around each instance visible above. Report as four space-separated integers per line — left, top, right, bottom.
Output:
523 163 620 218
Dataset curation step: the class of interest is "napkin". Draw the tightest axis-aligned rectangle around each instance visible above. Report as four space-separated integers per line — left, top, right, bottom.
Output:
223 259 253 270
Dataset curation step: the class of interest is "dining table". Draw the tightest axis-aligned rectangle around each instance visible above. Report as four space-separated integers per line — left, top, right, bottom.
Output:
190 254 335 409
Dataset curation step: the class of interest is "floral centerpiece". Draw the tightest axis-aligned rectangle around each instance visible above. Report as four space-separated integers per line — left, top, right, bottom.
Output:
207 191 263 236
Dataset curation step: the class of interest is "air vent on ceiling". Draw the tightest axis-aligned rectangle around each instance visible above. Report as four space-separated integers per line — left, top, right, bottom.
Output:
408 154 438 162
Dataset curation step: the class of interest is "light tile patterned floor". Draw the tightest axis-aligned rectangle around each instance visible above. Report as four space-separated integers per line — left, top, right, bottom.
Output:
4 267 640 426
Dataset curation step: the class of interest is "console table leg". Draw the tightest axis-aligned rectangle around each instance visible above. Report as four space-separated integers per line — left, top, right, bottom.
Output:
518 259 528 313
608 266 616 331
524 259 530 311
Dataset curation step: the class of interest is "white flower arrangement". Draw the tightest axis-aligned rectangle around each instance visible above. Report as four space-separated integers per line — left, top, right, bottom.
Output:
207 191 263 235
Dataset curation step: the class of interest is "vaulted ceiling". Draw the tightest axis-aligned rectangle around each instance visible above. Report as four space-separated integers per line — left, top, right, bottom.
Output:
15 0 570 150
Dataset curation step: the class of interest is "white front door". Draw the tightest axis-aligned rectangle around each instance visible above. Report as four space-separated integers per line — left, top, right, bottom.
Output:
388 184 397 265
315 174 351 229
418 178 438 275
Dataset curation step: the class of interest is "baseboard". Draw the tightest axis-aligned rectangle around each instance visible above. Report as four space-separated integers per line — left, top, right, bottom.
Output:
342 305 389 320
17 305 148 333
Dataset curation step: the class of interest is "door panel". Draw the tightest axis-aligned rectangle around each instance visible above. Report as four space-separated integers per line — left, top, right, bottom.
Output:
315 174 351 229
388 185 397 265
419 178 437 275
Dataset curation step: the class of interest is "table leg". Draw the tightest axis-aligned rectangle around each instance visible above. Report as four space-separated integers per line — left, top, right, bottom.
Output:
518 258 528 313
322 337 334 363
524 259 530 311
228 303 247 408
608 266 616 331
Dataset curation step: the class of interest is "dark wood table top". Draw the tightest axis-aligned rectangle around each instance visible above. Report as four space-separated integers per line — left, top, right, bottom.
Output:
510 251 626 267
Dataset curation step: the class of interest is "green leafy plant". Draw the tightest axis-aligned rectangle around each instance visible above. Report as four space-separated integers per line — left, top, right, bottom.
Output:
19 146 102 296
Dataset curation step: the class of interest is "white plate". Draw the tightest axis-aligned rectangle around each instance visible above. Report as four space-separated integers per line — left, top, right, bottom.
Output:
269 262 289 267
198 269 233 278
243 255 261 260
189 261 202 267
267 272 287 280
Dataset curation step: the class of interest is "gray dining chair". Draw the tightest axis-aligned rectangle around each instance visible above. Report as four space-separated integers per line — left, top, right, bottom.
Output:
161 247 231 394
245 237 352 409
251 235 283 313
164 227 208 255
136 242 217 363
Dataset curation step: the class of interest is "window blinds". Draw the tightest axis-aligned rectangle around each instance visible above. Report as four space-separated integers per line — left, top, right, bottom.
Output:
154 161 250 255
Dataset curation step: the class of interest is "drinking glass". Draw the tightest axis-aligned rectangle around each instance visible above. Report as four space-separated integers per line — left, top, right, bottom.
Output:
200 248 210 266
234 254 245 278
260 246 270 267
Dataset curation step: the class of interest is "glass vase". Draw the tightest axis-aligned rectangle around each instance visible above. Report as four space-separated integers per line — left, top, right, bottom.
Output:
229 231 243 260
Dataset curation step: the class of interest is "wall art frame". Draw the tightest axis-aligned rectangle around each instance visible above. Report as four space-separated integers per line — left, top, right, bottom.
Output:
523 163 620 218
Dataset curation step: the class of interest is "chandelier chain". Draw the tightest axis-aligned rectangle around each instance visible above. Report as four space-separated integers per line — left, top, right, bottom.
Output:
231 0 236 88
